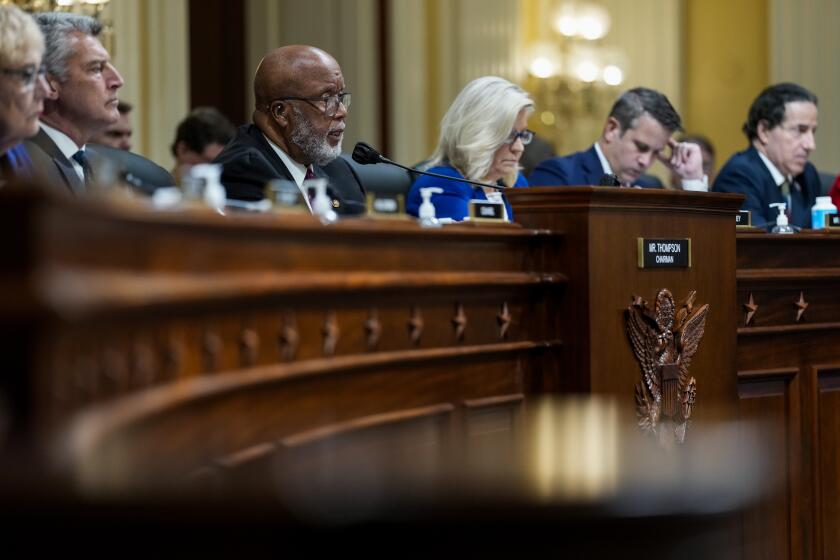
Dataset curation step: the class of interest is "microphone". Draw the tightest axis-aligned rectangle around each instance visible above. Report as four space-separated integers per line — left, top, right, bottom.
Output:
351 142 509 191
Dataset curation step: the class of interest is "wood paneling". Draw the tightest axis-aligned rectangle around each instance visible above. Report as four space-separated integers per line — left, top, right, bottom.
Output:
737 368 801 560
683 0 768 165
9 186 819 559
188 0 246 126
736 232 840 560
771 0 840 173
0 186 563 490
816 366 840 558
510 188 743 426
107 0 190 168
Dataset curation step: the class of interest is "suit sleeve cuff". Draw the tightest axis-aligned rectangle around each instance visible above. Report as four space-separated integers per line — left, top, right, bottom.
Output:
681 175 708 192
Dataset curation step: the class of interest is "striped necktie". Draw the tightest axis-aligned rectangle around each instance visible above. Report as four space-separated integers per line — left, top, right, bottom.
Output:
779 179 792 217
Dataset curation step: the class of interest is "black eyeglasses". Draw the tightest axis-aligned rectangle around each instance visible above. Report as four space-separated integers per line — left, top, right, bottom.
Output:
1 64 45 89
503 129 535 146
274 92 352 118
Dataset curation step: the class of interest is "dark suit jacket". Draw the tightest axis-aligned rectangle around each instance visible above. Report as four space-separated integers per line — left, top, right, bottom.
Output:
24 128 85 195
712 146 820 229
25 128 176 196
87 143 175 194
214 124 366 215
528 144 663 188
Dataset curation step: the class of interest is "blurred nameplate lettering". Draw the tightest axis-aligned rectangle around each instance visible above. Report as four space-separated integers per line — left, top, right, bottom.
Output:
266 179 308 213
469 200 505 223
366 193 407 219
637 238 691 269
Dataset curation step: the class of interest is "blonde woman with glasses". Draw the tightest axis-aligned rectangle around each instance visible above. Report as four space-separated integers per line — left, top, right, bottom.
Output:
0 5 48 180
407 76 535 222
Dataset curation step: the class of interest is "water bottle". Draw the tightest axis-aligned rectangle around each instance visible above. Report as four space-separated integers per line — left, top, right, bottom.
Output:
811 196 838 230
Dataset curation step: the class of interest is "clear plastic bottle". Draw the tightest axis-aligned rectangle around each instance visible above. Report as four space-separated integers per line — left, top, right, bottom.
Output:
191 163 226 214
769 202 794 234
811 196 838 230
418 187 443 228
307 178 338 223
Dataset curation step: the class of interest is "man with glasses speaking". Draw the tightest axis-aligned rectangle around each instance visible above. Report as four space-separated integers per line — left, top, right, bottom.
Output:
215 45 365 215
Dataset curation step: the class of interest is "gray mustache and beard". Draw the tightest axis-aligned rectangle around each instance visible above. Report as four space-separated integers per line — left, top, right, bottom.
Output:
289 105 342 166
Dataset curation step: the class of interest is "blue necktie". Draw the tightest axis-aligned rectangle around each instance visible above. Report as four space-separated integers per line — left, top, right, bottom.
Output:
71 150 93 186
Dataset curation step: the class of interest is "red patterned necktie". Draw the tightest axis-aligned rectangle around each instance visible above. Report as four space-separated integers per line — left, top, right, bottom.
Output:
304 166 316 204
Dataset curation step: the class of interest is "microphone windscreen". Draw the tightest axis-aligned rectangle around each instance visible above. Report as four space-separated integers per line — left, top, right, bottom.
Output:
352 142 382 165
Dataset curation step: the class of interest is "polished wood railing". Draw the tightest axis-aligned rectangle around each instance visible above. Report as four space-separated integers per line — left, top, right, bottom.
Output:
12 185 820 557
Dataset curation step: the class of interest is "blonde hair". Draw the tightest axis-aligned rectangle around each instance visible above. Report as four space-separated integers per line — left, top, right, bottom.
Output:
0 5 44 68
427 76 533 186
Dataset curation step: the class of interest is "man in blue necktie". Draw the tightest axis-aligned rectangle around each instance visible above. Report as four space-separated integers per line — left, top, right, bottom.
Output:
21 12 124 194
24 13 174 195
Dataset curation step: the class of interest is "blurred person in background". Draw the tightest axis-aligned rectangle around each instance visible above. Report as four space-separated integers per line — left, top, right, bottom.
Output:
89 99 132 150
171 106 235 180
669 134 716 188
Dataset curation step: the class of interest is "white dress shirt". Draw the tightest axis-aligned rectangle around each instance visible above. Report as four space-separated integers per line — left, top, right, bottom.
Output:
40 121 86 182
263 134 313 213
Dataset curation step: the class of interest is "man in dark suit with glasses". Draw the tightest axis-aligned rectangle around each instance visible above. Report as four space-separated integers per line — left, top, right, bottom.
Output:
214 44 365 215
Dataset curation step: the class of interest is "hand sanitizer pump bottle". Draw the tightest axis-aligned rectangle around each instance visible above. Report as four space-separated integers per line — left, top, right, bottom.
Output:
769 202 794 234
418 187 443 228
308 178 338 224
191 163 226 213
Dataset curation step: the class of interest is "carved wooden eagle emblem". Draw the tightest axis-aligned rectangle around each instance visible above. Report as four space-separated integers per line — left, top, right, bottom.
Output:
625 289 709 445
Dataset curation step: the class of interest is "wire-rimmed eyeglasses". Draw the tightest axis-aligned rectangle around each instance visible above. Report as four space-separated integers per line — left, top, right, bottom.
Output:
1 64 45 89
272 92 352 118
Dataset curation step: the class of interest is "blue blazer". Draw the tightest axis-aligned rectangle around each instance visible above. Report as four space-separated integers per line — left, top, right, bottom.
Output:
712 146 820 229
0 143 34 180
528 145 662 188
406 165 526 221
